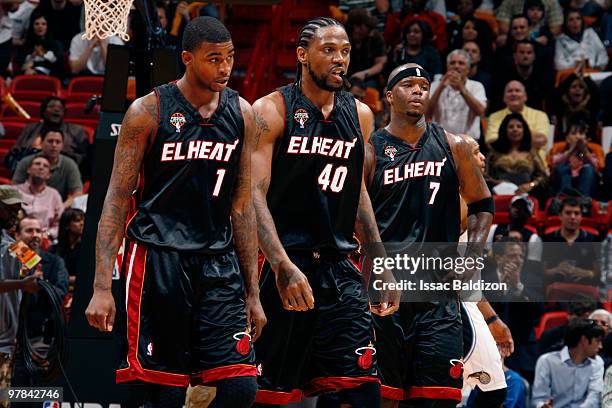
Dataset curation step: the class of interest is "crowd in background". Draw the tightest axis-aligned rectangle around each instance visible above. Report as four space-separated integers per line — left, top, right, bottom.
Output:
0 0 612 406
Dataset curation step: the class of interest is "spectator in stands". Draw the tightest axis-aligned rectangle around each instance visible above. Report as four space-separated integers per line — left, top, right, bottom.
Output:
21 37 57 75
383 0 447 52
486 80 550 152
524 0 554 46
554 8 609 71
447 15 494 70
9 215 68 389
492 39 554 112
69 32 124 76
9 0 39 48
12 128 82 208
604 364 612 407
10 96 89 167
605 152 612 201
590 309 612 369
485 113 548 196
17 11 63 76
542 197 599 286
553 73 600 139
540 301 596 354
0 5 14 76
496 0 563 46
345 8 386 86
427 49 487 139
34 0 82 51
488 194 543 261
14 155 62 240
50 207 83 290
549 120 602 197
463 40 493 98
385 20 442 78
0 186 34 400
532 317 604 408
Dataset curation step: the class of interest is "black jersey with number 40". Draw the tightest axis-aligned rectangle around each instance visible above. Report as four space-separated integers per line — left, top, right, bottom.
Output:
368 122 460 244
266 85 364 253
126 83 244 253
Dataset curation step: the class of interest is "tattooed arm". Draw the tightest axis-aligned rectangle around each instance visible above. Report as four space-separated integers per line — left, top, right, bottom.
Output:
252 92 314 312
447 132 493 253
235 98 266 340
355 100 400 316
85 94 157 332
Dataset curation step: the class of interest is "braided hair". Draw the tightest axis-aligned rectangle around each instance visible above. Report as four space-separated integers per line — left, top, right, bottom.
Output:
295 17 345 84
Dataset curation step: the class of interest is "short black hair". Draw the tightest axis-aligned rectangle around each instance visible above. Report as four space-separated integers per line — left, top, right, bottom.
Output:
41 127 64 141
29 154 51 167
182 16 231 52
560 197 581 213
565 317 605 348
40 96 65 117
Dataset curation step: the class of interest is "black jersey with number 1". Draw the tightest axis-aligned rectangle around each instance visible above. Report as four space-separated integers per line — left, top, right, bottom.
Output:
266 84 364 253
126 83 244 253
368 122 460 244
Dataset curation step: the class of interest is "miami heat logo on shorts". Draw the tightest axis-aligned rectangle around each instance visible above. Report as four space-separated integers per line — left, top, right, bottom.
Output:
233 332 252 356
355 343 376 369
449 359 464 379
384 145 398 161
294 108 309 129
170 112 186 133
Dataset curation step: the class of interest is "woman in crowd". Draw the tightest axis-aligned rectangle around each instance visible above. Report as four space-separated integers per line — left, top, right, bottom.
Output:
17 11 63 76
345 8 387 87
549 120 602 197
553 73 600 139
486 113 549 199
385 20 442 78
447 15 493 70
554 8 608 70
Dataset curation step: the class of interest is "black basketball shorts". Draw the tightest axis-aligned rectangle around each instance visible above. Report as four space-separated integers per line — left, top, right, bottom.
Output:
115 239 256 387
254 251 379 404
374 300 463 402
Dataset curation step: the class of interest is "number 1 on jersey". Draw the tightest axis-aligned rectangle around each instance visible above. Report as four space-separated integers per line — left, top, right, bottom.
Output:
428 181 440 205
212 168 226 197
318 164 348 193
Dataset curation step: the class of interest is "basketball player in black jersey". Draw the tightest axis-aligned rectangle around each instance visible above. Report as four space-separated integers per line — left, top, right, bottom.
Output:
85 17 264 408
365 63 494 408
251 17 398 407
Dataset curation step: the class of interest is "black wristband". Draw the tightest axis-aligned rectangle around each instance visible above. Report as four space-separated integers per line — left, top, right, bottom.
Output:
468 197 494 216
485 315 499 325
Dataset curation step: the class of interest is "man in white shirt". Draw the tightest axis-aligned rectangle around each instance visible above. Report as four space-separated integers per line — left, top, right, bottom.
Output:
427 49 487 140
533 318 604 408
69 32 123 75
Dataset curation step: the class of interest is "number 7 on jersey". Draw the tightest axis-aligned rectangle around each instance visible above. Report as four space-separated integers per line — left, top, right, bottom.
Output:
428 181 440 205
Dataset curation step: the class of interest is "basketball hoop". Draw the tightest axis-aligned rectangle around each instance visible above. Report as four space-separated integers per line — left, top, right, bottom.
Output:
82 0 133 42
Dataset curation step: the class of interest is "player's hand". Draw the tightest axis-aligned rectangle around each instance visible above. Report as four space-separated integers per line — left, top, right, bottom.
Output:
245 293 267 341
275 260 314 311
86 289 116 332
370 270 400 316
488 318 514 357
20 275 40 294
542 399 553 408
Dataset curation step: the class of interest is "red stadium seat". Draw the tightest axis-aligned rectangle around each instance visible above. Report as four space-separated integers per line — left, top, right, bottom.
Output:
535 311 568 340
65 102 100 120
546 282 600 303
67 76 104 102
2 121 28 140
81 126 95 144
10 75 61 102
0 140 15 149
0 176 11 184
0 101 41 119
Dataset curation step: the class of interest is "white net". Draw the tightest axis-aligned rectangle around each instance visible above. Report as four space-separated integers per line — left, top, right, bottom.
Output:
82 0 133 42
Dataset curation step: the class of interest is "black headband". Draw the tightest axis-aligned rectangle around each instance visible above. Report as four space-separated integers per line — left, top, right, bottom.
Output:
386 66 431 92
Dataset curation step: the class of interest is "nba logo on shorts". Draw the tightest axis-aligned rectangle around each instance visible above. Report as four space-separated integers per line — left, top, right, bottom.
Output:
43 401 60 408
147 342 154 356
170 112 186 133
294 109 309 129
